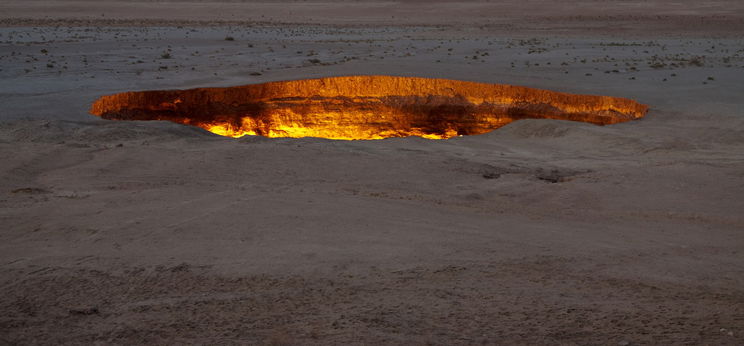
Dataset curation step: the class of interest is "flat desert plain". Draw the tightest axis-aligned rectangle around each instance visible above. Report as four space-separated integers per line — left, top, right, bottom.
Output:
1 1 743 344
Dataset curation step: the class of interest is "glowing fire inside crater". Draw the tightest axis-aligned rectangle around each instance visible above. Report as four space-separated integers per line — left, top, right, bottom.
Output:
89 76 648 140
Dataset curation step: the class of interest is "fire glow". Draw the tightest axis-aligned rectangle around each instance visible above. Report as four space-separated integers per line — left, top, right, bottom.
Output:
89 76 648 140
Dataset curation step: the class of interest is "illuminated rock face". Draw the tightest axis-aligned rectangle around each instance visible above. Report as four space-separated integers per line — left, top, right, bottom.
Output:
89 76 648 140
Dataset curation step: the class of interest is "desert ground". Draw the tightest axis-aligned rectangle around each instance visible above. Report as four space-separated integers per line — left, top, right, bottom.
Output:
1 1 743 344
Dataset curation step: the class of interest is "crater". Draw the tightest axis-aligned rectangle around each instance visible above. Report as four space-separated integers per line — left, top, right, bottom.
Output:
89 76 648 140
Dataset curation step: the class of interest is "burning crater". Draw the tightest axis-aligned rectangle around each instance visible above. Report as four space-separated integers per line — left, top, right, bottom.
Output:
89 76 648 140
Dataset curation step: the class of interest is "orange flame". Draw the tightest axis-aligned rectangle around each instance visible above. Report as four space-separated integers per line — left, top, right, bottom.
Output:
89 76 648 140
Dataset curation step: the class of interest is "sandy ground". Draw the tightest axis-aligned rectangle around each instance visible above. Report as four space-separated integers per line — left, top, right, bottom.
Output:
1 1 744 345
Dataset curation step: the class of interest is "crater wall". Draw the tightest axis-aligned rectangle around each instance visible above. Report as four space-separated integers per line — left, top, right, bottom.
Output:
90 76 649 139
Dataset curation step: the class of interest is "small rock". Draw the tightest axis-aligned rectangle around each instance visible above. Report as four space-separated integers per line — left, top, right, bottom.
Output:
617 341 630 346
482 172 500 179
69 307 99 316
170 262 190 272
